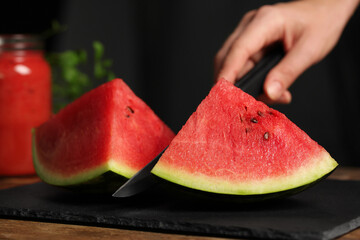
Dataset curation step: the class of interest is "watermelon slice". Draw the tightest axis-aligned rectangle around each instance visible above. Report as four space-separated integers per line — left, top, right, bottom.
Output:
33 79 174 190
152 79 337 197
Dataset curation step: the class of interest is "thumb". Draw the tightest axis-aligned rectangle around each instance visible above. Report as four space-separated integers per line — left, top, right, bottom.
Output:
264 38 319 101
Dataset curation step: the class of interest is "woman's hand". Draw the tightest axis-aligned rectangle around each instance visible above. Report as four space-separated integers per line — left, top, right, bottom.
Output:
214 0 359 104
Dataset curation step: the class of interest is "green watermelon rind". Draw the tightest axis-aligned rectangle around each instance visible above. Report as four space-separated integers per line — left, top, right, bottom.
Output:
152 151 338 196
32 129 134 188
155 168 336 203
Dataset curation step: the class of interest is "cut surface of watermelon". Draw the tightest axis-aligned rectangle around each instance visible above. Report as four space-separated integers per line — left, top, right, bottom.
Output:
152 79 337 195
33 79 174 187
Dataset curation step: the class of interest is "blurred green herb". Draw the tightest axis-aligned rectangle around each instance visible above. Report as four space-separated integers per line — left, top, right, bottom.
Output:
42 20 68 39
93 41 115 81
45 22 115 113
47 49 90 112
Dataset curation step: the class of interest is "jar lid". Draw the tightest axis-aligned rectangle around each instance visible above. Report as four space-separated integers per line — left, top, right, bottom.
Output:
0 34 44 50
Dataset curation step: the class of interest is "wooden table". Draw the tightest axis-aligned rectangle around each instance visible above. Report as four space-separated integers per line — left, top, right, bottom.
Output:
0 167 359 240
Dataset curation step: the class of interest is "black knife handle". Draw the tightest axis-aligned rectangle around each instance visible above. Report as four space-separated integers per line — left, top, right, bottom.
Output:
234 44 285 97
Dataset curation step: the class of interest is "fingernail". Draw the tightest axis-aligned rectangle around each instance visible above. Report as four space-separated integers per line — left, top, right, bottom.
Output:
267 81 282 100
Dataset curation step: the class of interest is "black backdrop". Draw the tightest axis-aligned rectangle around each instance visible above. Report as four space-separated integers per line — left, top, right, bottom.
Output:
1 0 359 166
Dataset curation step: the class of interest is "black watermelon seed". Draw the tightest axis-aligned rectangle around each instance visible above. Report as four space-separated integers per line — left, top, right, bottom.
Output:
251 118 258 123
127 106 134 113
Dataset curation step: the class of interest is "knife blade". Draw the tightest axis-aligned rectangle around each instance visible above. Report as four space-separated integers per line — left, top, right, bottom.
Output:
113 44 285 198
112 148 166 197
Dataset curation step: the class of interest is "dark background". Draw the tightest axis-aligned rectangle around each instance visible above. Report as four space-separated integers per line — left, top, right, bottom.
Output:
1 0 359 166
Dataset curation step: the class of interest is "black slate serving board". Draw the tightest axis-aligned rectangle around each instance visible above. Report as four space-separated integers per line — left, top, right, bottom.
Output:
0 179 359 240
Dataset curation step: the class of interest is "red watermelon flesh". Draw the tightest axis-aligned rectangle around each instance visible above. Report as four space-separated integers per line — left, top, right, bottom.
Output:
152 79 337 195
33 79 174 186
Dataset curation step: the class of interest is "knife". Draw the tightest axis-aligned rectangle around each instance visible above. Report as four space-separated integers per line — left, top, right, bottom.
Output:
113 44 285 198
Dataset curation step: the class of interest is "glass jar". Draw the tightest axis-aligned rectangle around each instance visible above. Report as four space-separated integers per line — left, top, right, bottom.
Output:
0 34 51 176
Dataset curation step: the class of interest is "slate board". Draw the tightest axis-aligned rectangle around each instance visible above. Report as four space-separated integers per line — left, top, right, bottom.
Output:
0 179 359 240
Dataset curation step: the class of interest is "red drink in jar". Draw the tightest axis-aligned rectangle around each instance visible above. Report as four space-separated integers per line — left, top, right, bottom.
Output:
0 34 51 176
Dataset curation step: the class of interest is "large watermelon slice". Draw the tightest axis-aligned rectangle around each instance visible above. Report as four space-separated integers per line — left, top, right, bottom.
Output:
33 79 174 190
152 79 337 197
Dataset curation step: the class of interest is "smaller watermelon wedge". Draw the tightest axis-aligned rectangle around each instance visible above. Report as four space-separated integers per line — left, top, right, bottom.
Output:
152 79 338 199
33 79 175 192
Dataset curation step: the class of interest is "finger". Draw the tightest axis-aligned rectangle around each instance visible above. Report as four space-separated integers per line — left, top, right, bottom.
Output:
214 11 256 80
221 11 257 55
258 89 292 105
278 90 292 104
217 6 285 83
236 50 264 79
264 35 319 101
236 59 255 80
